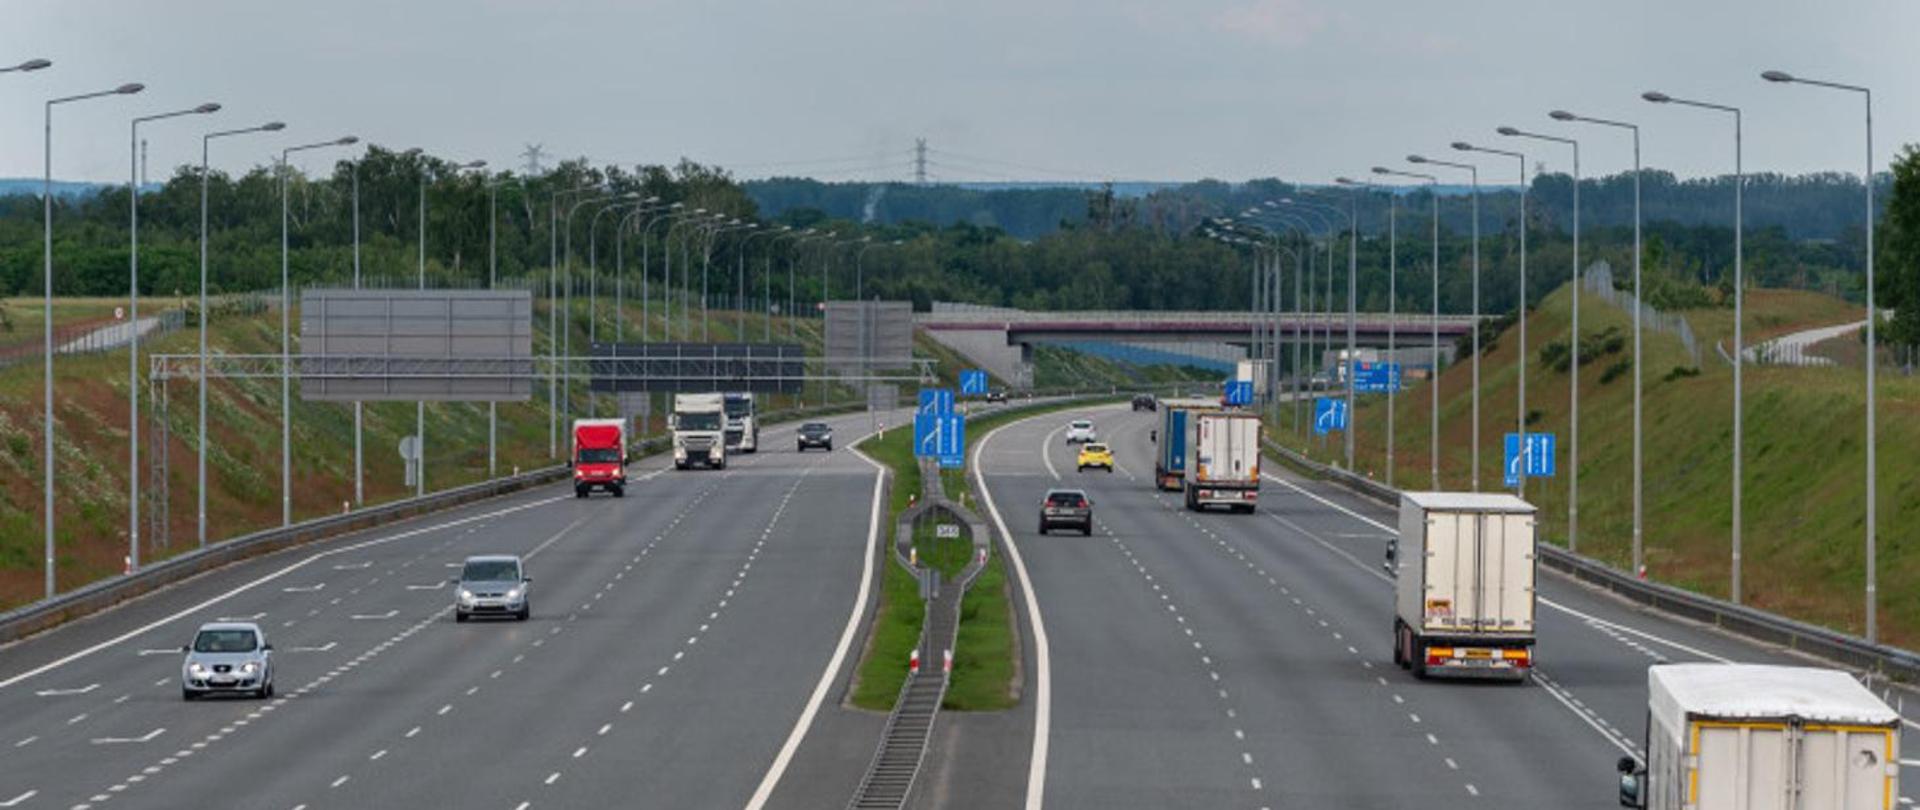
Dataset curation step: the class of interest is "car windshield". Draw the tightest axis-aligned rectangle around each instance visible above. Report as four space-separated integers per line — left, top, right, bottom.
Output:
462 559 520 582
725 399 752 417
802 423 830 434
579 448 620 463
1071 421 1091 430
678 412 723 431
193 629 258 653
1047 492 1087 507
1084 444 1108 454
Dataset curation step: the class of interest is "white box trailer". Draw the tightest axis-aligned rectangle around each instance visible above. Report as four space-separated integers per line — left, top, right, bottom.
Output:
1390 491 1536 681
1182 410 1261 512
1619 664 1899 810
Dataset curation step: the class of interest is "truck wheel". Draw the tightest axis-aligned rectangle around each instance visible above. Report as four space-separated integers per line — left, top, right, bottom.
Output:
1410 636 1429 680
1392 622 1407 668
575 487 588 499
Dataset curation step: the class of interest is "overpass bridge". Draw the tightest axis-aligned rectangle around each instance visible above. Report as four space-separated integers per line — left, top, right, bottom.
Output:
916 305 1481 388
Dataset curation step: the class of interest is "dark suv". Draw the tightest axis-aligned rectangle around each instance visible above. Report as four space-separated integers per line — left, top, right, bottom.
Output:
1038 489 1093 535
796 422 833 452
986 389 1008 403
1131 394 1157 411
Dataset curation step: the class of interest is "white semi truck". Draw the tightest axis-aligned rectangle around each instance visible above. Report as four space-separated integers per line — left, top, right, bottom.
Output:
1182 409 1261 512
723 392 759 454
671 393 727 470
1389 492 1536 681
1618 663 1899 810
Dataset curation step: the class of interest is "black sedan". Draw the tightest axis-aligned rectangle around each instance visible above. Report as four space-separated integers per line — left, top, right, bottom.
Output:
796 422 833 452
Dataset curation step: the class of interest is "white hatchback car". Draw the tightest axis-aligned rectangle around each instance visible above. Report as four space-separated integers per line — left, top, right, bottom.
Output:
1064 419 1096 444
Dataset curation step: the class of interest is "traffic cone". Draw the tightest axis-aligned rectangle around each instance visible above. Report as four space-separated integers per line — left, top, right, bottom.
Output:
943 649 953 673
909 648 920 675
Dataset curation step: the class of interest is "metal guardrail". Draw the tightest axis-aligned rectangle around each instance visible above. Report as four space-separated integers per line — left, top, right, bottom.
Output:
916 309 1485 328
0 398 881 647
1261 438 1920 683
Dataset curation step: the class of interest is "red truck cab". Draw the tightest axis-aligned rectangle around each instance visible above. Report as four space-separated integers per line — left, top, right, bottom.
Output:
572 419 627 498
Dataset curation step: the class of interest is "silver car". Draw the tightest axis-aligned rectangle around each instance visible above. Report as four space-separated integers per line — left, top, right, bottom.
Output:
454 554 531 622
180 622 274 700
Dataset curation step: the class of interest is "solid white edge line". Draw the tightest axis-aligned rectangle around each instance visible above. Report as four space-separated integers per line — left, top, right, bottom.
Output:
975 416 1052 810
741 418 891 810
1040 423 1064 481
0 493 570 691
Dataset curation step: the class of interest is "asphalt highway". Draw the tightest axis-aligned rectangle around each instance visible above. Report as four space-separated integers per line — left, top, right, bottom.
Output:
0 408 899 810
968 404 1918 809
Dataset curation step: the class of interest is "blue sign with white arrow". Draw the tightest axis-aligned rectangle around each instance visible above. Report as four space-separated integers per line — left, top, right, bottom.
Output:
959 370 989 396
915 412 966 468
1313 397 1348 435
917 388 955 416
1223 379 1254 406
1503 432 1556 488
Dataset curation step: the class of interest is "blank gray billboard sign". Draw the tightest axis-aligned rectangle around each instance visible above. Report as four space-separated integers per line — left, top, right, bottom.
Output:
298 289 534 402
824 300 912 372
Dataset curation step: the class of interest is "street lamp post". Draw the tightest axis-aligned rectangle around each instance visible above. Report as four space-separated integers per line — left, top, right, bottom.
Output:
1254 207 1320 434
547 184 604 457
197 120 282 548
1644 89 1744 605
1762 69 1877 640
1409 154 1482 490
1375 167 1442 490
702 220 755 341
1552 108 1644 577
127 101 220 571
1332 180 1369 473
46 76 143 596
637 204 691 341
1278 199 1346 462
280 136 359 526
1454 141 1528 497
413 158 487 497
1502 125 1582 550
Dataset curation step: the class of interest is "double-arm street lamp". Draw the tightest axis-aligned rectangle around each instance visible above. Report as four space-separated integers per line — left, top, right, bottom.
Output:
1452 140 1529 496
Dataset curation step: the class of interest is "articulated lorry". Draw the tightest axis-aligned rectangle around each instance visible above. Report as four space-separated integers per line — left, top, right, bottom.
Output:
1152 397 1220 491
570 418 628 497
1618 663 1899 810
1390 492 1536 681
1182 409 1261 512
671 393 727 470
723 392 759 454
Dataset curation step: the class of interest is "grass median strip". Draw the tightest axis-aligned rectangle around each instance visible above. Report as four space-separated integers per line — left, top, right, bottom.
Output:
851 396 1121 712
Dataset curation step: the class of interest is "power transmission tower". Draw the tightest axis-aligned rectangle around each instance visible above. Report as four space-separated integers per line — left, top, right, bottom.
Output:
520 143 549 175
914 138 927 186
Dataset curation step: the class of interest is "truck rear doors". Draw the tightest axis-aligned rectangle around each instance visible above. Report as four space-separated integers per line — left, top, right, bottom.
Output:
1422 510 1534 635
1691 720 1895 809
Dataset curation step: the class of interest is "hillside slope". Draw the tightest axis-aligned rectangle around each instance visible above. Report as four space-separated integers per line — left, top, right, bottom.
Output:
1284 284 1917 646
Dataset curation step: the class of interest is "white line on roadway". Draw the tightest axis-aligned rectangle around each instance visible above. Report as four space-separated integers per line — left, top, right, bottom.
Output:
1040 423 1064 480
742 423 890 810
90 727 165 745
281 583 325 593
0 493 568 692
34 683 99 697
349 610 398 621
975 416 1053 810
0 790 36 808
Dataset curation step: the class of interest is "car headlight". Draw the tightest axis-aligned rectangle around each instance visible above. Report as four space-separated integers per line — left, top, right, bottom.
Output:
241 662 259 674
674 447 687 459
458 589 474 602
505 588 522 600
574 469 586 479
709 448 722 459
188 662 208 675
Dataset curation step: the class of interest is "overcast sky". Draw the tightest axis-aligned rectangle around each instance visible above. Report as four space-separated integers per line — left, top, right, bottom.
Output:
3 0 1916 187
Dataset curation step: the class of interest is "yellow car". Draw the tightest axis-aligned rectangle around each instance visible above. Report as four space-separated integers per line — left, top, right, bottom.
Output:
1076 443 1114 473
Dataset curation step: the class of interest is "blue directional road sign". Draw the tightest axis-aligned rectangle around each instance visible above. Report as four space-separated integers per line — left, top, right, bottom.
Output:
959 370 989 396
1313 397 1348 436
918 388 955 416
1503 432 1557 488
1351 361 1403 393
915 412 966 468
1223 379 1255 406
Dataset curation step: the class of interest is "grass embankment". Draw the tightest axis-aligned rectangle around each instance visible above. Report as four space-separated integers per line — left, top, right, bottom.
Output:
1283 283 1920 645
852 395 1121 711
0 296 844 610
